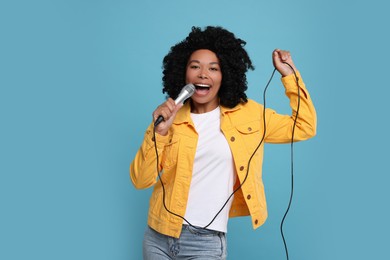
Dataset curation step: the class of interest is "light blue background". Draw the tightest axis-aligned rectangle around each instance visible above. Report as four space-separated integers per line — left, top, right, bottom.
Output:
1 0 389 259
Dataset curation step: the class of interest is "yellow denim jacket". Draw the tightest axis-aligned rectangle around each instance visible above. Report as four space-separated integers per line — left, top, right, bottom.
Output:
130 72 317 238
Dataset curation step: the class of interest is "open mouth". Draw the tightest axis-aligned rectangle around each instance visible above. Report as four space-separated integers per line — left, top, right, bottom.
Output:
194 84 211 90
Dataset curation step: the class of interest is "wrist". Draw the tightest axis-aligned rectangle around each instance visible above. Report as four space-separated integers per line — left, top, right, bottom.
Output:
280 71 293 77
156 130 169 136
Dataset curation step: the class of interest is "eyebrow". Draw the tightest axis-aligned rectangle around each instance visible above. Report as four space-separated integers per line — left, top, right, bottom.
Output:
187 60 220 65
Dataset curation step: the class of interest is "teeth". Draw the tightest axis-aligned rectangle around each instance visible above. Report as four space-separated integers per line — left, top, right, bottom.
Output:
195 84 210 88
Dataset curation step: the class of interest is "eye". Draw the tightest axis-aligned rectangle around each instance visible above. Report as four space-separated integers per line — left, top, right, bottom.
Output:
189 65 200 69
210 67 219 71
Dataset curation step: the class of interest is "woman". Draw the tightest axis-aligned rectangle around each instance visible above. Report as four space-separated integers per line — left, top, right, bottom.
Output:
130 26 316 259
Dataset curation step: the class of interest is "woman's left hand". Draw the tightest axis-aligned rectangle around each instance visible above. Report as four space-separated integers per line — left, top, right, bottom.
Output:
272 49 297 77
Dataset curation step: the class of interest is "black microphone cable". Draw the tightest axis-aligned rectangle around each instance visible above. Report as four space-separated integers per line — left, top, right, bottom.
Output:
279 62 301 260
152 62 301 260
151 66 276 230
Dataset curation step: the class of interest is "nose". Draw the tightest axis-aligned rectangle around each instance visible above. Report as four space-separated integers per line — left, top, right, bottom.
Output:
198 70 208 79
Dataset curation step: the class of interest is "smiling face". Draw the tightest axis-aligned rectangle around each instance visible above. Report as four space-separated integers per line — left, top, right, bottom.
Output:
185 49 222 114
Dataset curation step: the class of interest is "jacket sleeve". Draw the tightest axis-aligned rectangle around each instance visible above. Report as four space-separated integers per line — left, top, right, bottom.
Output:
130 123 172 189
264 71 317 143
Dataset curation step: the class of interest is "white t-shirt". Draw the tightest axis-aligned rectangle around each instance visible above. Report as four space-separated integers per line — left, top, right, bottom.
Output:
184 106 236 233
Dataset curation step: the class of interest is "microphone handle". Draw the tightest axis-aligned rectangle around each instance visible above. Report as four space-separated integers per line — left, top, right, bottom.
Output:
154 84 194 127
154 115 164 127
154 95 186 127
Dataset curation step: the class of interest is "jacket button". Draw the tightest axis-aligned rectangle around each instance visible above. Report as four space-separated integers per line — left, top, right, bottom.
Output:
151 137 155 141
248 127 252 131
239 166 244 171
247 194 251 200
230 136 235 142
255 219 258 225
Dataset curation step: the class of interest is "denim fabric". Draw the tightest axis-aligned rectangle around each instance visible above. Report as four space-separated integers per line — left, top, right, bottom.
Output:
143 225 227 259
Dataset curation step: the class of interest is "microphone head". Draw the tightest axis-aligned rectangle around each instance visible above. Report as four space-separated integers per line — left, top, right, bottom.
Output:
183 83 195 95
175 83 195 104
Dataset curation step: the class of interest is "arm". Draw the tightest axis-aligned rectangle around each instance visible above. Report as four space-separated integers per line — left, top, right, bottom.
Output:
130 98 182 189
130 124 173 189
264 49 317 143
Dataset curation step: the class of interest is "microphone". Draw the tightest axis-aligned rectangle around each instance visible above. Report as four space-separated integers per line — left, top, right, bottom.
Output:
154 83 195 126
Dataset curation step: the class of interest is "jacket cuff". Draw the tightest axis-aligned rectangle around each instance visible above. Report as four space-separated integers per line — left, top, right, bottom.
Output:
145 123 172 148
281 71 304 89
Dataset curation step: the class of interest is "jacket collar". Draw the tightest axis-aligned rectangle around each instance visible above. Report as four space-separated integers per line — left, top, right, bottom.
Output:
220 103 241 114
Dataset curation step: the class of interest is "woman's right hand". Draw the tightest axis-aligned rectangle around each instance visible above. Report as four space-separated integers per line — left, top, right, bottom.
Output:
152 98 183 136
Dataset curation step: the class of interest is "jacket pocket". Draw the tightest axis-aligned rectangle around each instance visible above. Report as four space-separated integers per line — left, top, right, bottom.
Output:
236 122 261 134
161 136 180 170
235 121 263 153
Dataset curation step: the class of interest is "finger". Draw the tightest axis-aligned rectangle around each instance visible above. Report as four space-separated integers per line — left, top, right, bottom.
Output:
160 109 171 121
273 49 289 64
166 98 176 111
154 99 174 118
278 50 290 61
273 50 281 65
273 49 296 76
164 98 175 112
153 106 168 121
172 102 183 114
273 49 281 59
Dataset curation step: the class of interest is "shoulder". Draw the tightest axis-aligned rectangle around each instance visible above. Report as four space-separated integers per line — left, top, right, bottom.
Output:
242 99 262 109
221 99 262 111
221 99 264 125
238 99 264 115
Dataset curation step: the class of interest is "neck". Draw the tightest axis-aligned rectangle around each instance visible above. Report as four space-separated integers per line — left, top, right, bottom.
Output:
190 100 219 114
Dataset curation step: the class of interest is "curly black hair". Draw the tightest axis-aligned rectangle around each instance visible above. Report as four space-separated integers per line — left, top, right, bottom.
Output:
162 26 254 108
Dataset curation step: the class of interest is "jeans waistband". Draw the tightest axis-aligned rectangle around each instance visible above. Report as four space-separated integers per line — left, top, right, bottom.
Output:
182 224 225 236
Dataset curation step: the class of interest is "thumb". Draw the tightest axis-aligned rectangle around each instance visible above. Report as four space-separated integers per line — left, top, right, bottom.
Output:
162 102 183 127
172 102 184 115
272 49 283 67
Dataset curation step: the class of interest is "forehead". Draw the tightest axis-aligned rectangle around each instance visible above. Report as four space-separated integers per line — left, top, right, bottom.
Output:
188 49 219 62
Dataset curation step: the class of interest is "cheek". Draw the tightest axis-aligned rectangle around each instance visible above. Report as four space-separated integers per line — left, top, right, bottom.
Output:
185 69 194 83
213 74 222 86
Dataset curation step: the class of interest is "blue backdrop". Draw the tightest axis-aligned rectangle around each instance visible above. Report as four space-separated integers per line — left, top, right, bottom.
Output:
1 0 389 259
